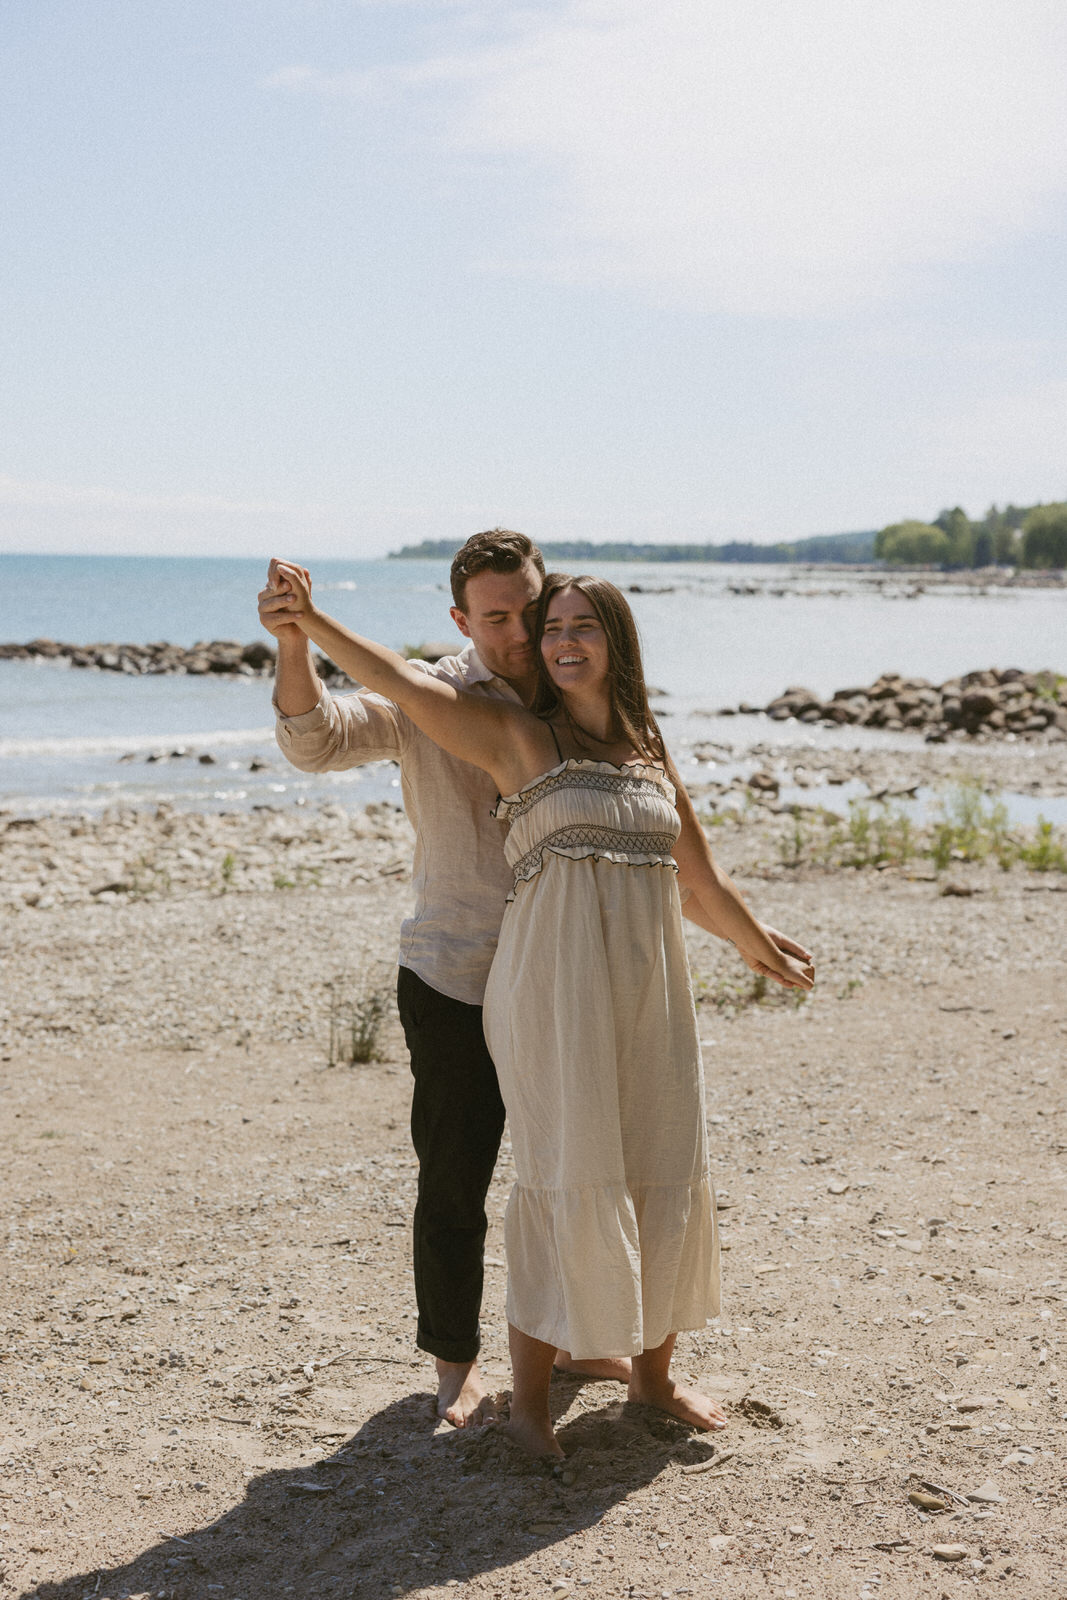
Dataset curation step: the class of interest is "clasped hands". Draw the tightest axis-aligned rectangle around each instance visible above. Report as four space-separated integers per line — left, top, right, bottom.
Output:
257 558 314 638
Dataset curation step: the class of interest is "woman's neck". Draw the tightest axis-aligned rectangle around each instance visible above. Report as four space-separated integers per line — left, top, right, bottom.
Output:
558 689 616 747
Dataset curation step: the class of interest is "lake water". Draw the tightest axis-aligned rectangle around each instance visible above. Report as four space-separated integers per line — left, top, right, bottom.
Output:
2 553 1064 817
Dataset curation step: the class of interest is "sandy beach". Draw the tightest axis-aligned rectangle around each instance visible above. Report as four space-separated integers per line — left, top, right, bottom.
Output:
2 755 1065 1600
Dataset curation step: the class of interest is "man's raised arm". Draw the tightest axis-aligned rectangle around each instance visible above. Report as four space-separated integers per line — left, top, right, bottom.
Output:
260 559 404 773
259 559 321 716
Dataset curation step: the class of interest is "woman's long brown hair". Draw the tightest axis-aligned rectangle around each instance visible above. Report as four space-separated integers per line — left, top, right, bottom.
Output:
531 574 666 764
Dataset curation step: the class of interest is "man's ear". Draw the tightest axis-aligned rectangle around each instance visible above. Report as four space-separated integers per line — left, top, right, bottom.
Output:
450 606 473 640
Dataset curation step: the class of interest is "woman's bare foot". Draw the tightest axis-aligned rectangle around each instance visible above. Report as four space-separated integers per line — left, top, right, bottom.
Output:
505 1409 565 1460
627 1371 727 1430
553 1350 632 1383
435 1358 497 1428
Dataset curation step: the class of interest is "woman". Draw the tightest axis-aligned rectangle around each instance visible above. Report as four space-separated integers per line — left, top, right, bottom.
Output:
265 564 814 1458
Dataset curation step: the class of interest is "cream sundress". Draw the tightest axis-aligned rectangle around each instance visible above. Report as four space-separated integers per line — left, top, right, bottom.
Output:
482 758 719 1360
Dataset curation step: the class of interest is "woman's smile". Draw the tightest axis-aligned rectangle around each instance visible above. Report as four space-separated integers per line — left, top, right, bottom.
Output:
541 588 609 686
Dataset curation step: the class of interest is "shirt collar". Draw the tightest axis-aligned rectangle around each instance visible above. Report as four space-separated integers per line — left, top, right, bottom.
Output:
454 642 523 701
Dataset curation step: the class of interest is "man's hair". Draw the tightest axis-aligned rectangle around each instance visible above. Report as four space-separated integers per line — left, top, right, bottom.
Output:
449 528 546 610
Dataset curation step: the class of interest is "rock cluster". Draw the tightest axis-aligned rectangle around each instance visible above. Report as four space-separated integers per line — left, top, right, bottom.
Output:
0 638 359 687
0 637 279 676
741 668 1067 742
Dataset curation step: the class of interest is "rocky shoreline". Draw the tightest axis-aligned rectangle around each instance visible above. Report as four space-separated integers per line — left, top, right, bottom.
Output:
0 636 361 691
0 637 461 687
5 641 1067 747
727 667 1067 743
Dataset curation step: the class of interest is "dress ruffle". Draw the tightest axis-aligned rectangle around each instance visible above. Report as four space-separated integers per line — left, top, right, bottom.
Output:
504 1175 719 1360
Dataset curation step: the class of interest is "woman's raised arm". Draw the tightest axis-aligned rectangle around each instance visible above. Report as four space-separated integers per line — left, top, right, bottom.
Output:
264 560 552 792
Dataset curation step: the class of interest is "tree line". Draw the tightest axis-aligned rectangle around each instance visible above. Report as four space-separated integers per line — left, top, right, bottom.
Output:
391 530 878 564
391 503 1067 569
874 502 1067 569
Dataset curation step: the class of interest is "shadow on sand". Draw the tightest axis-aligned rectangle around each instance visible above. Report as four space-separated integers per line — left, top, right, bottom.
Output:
19 1381 716 1600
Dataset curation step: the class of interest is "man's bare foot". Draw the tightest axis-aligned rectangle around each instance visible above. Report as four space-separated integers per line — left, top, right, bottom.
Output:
505 1410 565 1460
435 1359 497 1428
553 1350 632 1383
627 1372 727 1430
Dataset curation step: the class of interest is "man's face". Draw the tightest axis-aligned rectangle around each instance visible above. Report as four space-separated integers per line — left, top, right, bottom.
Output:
450 561 543 685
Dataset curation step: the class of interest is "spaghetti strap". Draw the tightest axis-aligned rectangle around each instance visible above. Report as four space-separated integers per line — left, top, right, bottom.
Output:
547 722 564 763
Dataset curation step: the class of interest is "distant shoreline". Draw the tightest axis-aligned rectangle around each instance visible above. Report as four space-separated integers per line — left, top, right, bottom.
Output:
390 533 879 563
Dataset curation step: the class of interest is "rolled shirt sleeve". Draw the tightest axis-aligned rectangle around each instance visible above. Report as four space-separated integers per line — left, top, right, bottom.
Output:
274 683 403 772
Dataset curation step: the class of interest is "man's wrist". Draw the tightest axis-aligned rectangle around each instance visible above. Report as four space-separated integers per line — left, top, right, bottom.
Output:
274 629 313 657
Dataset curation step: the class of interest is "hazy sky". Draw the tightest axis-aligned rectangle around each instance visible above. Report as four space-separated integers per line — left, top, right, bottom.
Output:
3 0 1067 558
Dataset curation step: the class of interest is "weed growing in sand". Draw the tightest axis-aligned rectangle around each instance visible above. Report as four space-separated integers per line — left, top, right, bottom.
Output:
1015 818 1067 872
326 974 394 1066
128 854 172 898
773 779 1065 876
220 851 236 888
272 864 323 891
694 969 808 1018
929 778 1011 869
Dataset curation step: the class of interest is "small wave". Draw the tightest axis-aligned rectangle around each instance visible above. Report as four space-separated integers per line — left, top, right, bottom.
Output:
318 580 358 591
0 726 276 759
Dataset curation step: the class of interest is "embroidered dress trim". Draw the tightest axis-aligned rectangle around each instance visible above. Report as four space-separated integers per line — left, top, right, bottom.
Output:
495 763 671 823
511 823 678 886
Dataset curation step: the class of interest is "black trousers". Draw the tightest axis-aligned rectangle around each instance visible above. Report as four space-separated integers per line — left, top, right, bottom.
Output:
396 965 506 1364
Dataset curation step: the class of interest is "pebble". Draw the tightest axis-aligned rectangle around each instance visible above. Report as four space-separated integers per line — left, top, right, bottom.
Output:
966 1480 1003 1505
931 1544 969 1562
956 1395 997 1412
909 1490 949 1512
827 1180 849 1195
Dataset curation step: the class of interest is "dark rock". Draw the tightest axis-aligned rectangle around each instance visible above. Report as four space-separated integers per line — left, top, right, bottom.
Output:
961 689 998 720
242 641 276 669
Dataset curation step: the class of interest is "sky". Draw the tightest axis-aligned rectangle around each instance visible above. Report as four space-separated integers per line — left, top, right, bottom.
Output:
2 0 1067 558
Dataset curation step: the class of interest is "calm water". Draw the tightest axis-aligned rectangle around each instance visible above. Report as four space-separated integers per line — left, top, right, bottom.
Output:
2 553 1064 816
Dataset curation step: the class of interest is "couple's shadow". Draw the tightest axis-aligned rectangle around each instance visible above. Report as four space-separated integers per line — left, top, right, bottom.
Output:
22 1381 716 1600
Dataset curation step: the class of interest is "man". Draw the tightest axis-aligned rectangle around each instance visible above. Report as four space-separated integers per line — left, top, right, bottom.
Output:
260 529 809 1427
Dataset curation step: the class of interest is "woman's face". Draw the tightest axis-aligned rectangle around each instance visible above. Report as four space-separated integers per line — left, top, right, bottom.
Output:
541 587 610 693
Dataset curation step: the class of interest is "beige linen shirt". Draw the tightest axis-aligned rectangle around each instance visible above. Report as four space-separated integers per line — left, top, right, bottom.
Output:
274 645 521 1007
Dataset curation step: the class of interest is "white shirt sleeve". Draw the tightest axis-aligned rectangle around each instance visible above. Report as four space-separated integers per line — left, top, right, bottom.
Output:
274 682 404 771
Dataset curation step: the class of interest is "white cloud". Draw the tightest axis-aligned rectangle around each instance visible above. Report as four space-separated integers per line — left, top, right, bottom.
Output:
273 0 1067 316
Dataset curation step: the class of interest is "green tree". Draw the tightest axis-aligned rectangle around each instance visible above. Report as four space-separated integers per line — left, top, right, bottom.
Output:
875 520 951 565
934 506 974 566
972 527 994 566
1021 503 1067 569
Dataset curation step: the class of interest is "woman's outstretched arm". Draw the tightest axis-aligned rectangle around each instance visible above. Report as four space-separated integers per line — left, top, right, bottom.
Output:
669 764 814 991
263 560 551 791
